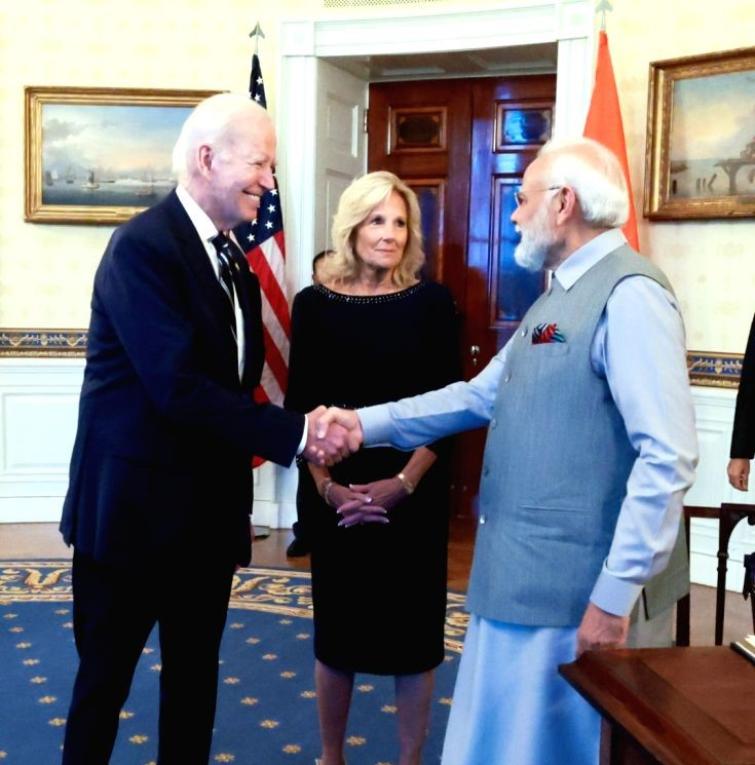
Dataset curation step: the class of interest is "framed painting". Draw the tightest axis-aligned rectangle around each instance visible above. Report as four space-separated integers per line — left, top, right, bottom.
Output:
644 46 755 220
25 86 219 225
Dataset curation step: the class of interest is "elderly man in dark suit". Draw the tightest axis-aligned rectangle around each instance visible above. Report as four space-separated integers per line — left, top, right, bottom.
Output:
59 94 354 765
728 314 755 491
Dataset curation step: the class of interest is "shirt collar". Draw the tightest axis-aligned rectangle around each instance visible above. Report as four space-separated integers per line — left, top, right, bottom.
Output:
176 184 220 246
553 229 627 291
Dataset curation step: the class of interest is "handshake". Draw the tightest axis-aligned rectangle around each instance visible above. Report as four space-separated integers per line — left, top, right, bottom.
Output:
304 406 363 466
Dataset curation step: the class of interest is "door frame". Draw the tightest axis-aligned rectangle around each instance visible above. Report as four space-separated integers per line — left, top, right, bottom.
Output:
278 1 594 292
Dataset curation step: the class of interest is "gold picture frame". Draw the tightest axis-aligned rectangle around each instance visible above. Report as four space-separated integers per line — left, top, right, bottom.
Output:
25 86 218 225
644 46 755 220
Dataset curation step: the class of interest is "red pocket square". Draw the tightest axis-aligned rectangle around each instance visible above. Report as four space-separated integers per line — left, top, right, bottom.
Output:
532 323 566 344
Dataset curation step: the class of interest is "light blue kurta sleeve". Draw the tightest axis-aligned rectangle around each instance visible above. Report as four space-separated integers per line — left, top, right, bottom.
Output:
358 344 508 450
589 276 698 616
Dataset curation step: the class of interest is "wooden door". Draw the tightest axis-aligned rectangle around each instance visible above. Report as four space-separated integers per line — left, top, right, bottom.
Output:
367 80 471 307
368 75 555 517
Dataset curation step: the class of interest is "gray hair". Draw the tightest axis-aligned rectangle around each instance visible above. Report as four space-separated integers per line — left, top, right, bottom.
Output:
171 93 271 183
539 137 629 227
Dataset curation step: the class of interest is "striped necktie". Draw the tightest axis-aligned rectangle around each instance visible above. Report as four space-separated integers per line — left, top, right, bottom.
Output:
211 232 239 341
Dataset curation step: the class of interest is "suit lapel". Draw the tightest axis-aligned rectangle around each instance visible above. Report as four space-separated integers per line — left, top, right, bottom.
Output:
162 191 265 390
233 254 265 389
162 191 238 360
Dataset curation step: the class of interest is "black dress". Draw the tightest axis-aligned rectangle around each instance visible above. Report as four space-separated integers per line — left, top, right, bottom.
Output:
285 281 460 675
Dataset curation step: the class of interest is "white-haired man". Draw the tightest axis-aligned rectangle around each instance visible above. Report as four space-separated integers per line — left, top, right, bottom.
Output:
60 94 350 764
318 137 698 764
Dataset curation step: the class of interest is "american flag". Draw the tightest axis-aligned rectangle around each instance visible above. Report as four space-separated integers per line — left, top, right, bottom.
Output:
233 54 291 423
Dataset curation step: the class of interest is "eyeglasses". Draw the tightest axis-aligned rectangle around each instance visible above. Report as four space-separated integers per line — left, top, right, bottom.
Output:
514 185 562 207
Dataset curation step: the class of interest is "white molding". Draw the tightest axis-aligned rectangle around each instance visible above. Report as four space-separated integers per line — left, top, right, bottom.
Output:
554 36 593 137
687 385 755 590
311 7 560 58
278 54 319 297
0 359 83 524
279 0 593 294
0 358 300 528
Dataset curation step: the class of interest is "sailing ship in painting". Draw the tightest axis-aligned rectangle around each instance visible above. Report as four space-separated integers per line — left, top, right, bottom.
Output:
134 170 157 198
82 170 99 190
39 101 193 209
42 164 173 207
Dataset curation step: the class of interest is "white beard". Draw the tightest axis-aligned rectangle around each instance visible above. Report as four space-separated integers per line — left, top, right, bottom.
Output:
513 202 557 272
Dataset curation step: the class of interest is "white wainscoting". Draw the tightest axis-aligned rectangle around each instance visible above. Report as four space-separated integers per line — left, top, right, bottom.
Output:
0 358 298 531
1 359 753 590
687 386 755 591
0 359 83 524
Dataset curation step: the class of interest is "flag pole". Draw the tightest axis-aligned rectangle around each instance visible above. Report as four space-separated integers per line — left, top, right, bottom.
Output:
243 21 294 542
595 0 612 32
249 22 265 57
248 20 272 541
583 2 641 252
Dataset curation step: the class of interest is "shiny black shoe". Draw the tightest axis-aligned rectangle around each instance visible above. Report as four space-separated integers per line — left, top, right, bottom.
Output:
286 537 310 557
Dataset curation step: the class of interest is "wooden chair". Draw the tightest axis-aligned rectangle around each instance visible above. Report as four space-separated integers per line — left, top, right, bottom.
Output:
675 505 719 646
675 502 755 646
715 502 755 643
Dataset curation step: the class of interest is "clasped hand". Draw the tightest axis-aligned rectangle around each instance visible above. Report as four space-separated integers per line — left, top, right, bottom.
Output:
325 483 390 528
303 406 364 466
332 476 410 528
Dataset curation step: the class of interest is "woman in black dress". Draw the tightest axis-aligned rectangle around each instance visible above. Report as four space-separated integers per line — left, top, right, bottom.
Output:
285 171 460 765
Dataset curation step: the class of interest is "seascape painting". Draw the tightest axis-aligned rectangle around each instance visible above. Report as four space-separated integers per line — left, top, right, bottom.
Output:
40 103 189 207
644 46 754 220
668 70 755 200
25 87 217 224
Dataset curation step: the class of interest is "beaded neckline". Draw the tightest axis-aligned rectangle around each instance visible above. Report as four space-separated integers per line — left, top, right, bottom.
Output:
313 281 425 304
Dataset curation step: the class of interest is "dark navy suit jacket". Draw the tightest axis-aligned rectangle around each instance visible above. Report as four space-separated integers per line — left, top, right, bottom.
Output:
60 190 304 567
731 314 755 460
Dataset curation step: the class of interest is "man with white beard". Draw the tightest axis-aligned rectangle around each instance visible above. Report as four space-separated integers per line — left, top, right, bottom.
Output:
316 137 698 764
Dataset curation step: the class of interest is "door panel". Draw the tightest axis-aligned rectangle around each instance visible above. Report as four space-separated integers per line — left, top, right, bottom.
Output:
368 75 555 518
368 80 470 305
315 60 368 253
467 77 555 360
411 180 446 281
491 179 543 328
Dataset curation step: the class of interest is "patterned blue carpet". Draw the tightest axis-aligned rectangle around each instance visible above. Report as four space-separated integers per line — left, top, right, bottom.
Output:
0 562 468 764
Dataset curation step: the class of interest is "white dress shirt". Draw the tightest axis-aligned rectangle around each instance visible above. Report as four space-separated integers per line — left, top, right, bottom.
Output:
176 184 245 381
175 186 308 454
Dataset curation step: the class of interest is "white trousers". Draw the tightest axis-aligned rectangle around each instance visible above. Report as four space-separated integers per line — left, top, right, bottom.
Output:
441 616 600 765
441 606 675 765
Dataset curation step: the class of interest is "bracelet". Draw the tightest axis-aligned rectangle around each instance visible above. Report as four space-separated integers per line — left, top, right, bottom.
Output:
396 472 415 495
319 478 335 506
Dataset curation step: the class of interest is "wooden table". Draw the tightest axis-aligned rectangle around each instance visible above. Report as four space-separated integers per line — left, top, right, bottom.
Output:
560 647 755 765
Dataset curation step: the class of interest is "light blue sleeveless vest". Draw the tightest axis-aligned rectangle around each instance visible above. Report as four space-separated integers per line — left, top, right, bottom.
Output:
466 246 688 627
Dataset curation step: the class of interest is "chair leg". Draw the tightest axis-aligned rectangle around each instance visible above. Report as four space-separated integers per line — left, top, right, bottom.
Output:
675 594 690 646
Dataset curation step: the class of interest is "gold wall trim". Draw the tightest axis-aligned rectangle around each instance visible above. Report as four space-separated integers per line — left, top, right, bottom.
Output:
0 329 87 357
0 330 743 387
688 350 743 388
